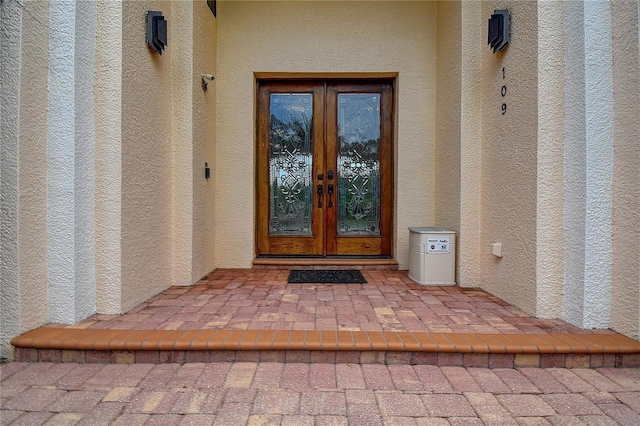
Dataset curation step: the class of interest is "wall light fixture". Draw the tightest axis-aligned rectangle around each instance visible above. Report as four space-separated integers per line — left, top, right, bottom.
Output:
147 11 167 54
488 9 510 53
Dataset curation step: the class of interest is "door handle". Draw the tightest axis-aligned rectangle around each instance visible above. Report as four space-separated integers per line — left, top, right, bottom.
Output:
327 183 334 208
317 184 323 208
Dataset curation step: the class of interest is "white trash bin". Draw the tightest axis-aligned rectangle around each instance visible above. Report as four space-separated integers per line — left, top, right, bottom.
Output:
408 227 456 286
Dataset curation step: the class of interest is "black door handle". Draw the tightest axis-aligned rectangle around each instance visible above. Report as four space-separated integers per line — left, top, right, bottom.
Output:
327 184 334 208
317 184 323 208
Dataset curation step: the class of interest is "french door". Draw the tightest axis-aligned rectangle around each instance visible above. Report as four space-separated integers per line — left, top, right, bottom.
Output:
256 79 394 257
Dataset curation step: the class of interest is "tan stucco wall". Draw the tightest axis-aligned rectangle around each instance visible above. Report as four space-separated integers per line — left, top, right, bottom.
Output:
535 0 565 320
215 0 438 268
17 0 49 332
95 0 123 314
192 2 218 281
478 2 538 315
435 1 462 281
1 0 22 359
121 1 180 310
171 2 195 287
435 1 461 233
458 1 483 289
610 0 640 338
120 1 218 310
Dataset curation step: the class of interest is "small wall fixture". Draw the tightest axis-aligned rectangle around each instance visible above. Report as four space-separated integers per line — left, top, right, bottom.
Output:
201 73 215 92
147 11 167 54
488 9 510 53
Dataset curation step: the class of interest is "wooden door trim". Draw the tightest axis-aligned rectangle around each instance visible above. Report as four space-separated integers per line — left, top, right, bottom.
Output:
255 72 398 81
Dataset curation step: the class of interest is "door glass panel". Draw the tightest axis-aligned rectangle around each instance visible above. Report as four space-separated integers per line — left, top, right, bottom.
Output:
268 93 313 235
337 93 381 236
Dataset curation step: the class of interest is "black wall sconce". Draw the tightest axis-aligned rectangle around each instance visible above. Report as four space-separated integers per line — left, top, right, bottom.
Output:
488 9 510 53
147 11 167 54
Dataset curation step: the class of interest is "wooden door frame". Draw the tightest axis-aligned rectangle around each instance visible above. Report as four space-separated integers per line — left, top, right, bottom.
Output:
254 73 397 259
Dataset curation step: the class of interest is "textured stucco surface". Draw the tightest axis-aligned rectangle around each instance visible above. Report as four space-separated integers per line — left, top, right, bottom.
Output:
0 0 22 359
94 0 123 314
171 2 194 286
536 0 565 319
17 0 49 331
216 1 437 268
563 1 587 326
610 0 640 338
563 1 615 329
479 1 538 315
47 0 78 323
458 1 483 289
121 0 175 312
435 1 462 246
582 0 614 328
74 0 98 322
192 2 218 282
47 0 97 323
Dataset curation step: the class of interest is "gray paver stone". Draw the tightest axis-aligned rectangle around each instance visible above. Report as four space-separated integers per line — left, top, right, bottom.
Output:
541 394 603 416
252 389 300 415
547 369 597 393
300 391 347 416
597 403 640 426
346 403 383 426
422 394 476 417
376 392 428 417
2 387 67 411
413 365 455 393
336 364 366 390
519 368 570 394
178 413 217 426
441 367 482 392
496 394 556 417
467 368 511 393
281 414 315 426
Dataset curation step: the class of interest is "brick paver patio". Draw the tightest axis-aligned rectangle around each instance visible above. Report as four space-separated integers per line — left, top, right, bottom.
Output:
5 269 640 424
10 269 640 368
3 361 640 425
65 269 594 335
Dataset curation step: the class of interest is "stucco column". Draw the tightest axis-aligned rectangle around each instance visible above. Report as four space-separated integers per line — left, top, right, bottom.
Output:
94 0 123 314
47 0 97 323
458 1 483 288
0 0 22 359
563 0 614 329
609 0 640 338
536 0 565 319
171 1 195 286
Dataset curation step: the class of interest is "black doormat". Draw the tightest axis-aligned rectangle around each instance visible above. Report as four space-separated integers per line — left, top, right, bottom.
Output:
288 269 367 284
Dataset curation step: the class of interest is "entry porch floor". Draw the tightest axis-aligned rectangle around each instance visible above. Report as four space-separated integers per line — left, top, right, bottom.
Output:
11 269 640 368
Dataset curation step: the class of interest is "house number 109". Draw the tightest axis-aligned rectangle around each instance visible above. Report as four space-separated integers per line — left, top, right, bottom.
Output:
501 67 507 115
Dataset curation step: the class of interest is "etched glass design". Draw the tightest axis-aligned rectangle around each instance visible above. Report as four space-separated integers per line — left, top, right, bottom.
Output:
268 93 313 235
337 93 381 236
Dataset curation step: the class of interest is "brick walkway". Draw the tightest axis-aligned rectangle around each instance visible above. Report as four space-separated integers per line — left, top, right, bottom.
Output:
3 361 640 425
65 269 596 335
10 269 640 368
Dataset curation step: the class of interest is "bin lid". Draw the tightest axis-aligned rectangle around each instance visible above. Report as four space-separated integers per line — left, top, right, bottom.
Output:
408 227 455 234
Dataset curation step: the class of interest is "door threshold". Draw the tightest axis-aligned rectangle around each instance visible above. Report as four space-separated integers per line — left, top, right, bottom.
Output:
253 257 398 270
